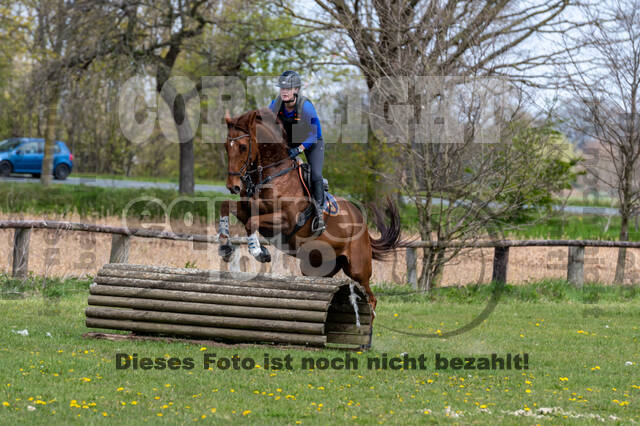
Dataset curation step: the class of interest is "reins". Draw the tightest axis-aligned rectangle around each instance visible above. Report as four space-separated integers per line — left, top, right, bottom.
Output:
226 126 300 198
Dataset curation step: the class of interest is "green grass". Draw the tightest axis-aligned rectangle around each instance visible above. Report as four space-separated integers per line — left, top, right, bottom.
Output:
1 276 639 424
561 196 618 208
0 180 636 242
506 214 640 241
0 182 230 221
397 200 638 241
73 172 226 188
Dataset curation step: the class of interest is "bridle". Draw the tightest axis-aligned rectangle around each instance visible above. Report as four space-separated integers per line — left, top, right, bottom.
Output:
226 131 253 178
226 126 299 198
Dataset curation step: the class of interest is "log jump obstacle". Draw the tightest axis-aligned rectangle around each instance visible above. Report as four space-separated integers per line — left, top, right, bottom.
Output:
85 263 373 349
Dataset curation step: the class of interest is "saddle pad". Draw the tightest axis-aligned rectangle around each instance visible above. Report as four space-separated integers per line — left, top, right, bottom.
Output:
324 192 339 216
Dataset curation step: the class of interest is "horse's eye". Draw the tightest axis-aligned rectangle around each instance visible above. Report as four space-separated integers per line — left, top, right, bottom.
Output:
238 144 247 152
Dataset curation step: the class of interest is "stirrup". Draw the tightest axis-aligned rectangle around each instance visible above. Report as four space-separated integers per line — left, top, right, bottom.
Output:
311 215 326 233
311 203 326 232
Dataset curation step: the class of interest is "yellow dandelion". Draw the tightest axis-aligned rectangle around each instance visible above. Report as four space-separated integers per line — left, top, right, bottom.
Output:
200 347 207 351
210 408 216 413
157 413 163 417
242 410 251 416
2 402 9 407
117 387 124 391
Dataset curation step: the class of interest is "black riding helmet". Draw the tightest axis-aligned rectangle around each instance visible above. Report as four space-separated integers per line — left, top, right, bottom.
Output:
276 70 302 89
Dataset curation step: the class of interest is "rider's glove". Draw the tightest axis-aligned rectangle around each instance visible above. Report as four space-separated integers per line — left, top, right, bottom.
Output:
288 146 302 159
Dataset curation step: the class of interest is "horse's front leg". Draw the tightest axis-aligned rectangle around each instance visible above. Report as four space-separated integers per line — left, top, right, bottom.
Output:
218 199 249 262
245 212 288 263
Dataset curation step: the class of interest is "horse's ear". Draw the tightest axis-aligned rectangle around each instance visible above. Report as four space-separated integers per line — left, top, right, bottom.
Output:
224 110 232 126
248 110 259 131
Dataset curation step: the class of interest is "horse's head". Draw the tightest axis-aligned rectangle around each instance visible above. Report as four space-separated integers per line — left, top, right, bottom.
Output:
225 110 259 194
224 108 288 195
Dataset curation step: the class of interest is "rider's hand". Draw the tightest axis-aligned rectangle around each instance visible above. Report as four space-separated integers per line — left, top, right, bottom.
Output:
288 146 302 159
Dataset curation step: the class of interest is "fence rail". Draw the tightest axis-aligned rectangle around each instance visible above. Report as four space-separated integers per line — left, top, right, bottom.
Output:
2 220 637 288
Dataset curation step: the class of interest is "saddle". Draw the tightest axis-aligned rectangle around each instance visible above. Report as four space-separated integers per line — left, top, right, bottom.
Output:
278 161 340 244
297 161 339 216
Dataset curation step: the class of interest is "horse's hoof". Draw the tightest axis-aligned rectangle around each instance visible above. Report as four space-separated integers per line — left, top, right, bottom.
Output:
255 246 271 263
218 244 235 262
359 325 373 350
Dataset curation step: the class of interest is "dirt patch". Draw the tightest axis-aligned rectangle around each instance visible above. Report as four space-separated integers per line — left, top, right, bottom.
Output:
1 212 638 285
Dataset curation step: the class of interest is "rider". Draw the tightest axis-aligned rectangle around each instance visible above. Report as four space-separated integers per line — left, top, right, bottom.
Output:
269 70 326 233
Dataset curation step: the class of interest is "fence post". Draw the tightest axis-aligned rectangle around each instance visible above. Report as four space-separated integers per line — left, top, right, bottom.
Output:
567 246 585 288
492 246 509 283
406 247 417 289
12 228 31 278
110 234 131 263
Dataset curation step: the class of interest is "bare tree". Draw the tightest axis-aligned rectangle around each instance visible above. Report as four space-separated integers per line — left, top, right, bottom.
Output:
280 0 582 288
561 0 640 283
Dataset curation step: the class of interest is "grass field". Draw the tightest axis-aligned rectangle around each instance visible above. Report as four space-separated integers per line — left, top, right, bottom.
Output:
1 277 639 424
72 172 227 188
1 180 636 243
0 182 229 220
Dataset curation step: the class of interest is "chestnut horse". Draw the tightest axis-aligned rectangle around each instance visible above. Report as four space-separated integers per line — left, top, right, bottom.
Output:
217 108 401 314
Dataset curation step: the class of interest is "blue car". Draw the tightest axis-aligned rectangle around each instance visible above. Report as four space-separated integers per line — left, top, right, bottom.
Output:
0 137 74 180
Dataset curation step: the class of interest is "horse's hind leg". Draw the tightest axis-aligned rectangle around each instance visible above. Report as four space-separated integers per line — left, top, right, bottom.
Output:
342 251 376 314
342 246 376 354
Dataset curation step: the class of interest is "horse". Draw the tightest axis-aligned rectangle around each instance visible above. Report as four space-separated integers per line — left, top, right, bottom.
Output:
217 108 402 316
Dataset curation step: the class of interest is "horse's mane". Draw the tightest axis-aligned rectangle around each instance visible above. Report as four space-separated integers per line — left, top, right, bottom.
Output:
232 108 289 165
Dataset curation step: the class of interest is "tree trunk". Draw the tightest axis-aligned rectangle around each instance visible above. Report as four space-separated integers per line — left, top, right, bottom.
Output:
179 137 195 194
41 82 61 186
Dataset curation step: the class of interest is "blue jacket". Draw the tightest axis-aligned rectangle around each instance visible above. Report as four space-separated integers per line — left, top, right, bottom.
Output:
269 96 323 150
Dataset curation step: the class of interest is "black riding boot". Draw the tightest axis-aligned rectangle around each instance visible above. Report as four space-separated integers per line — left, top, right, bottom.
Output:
311 179 326 233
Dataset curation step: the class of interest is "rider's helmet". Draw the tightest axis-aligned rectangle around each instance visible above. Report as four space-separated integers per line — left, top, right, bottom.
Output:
276 70 302 89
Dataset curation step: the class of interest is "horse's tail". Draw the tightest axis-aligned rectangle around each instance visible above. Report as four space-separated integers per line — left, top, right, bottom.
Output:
369 197 403 261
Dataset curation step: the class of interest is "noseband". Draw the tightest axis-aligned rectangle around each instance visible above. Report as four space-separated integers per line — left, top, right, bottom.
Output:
226 132 252 177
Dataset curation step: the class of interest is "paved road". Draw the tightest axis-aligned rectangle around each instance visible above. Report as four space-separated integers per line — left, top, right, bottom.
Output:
0 175 230 194
2 174 620 215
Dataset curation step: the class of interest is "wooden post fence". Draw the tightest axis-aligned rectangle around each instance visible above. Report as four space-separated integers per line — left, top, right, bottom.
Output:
492 246 510 284
567 246 585 288
406 247 417 289
12 228 31 278
109 235 131 263
2 220 640 287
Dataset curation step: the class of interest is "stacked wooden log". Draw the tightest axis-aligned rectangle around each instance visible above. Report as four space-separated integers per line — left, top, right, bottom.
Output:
85 263 372 348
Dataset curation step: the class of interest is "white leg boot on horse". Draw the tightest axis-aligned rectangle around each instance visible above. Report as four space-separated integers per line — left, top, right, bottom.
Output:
248 231 271 263
217 216 236 262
